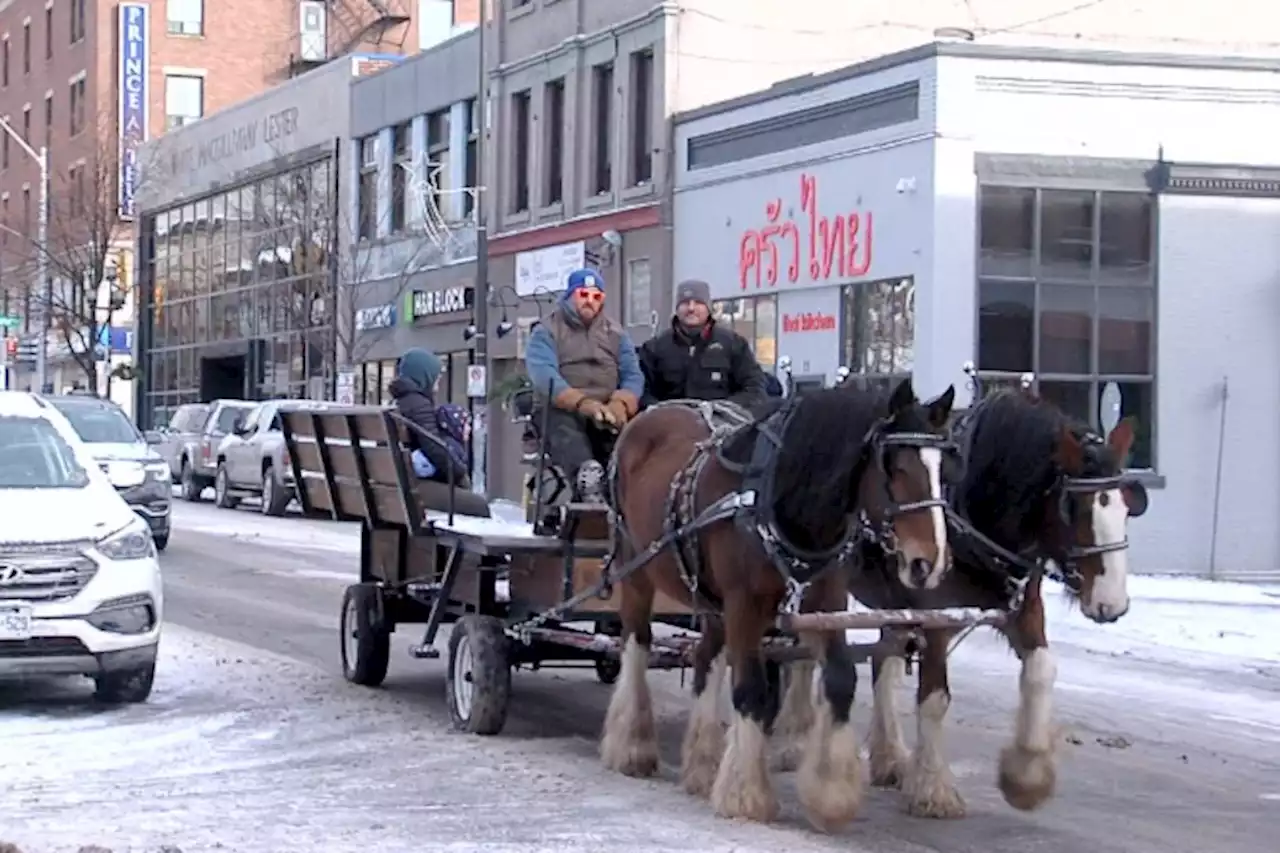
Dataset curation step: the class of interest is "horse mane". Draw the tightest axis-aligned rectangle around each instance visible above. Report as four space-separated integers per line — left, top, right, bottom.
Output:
957 390 1121 545
769 386 891 550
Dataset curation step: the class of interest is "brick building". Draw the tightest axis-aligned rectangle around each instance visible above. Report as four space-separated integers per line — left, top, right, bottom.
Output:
0 0 469 399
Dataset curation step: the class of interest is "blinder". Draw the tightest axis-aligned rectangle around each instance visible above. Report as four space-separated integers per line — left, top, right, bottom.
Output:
859 425 959 553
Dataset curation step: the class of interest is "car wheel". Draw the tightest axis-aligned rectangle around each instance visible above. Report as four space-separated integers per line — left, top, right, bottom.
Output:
180 459 203 502
153 532 169 552
261 466 290 517
94 660 156 704
214 463 239 509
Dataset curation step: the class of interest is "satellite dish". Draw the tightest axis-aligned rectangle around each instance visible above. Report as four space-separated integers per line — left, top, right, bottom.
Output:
1100 381 1123 436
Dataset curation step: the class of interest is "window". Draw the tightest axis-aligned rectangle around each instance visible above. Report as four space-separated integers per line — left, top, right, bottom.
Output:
68 77 85 135
21 105 29 141
426 110 449 221
510 90 530 213
357 135 377 240
43 93 52 142
167 0 204 36
390 122 411 233
841 276 915 391
44 7 52 59
22 187 30 233
629 49 653 186
464 98 478 219
2 38 8 87
711 296 777 371
543 78 565 205
164 74 204 130
2 119 8 169
625 258 651 326
68 163 84 216
0 417 89 489
70 0 86 43
591 62 613 194
976 186 1156 468
22 21 29 75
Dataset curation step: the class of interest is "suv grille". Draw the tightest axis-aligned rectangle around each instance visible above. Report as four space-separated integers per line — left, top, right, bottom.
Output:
0 544 98 602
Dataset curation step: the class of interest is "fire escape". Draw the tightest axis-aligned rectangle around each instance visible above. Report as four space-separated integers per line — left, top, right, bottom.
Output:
290 0 412 78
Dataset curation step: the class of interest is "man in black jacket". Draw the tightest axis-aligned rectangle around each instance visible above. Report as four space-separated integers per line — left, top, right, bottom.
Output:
638 279 767 411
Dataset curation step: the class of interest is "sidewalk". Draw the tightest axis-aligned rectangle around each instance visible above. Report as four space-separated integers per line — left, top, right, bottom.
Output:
1045 574 1280 673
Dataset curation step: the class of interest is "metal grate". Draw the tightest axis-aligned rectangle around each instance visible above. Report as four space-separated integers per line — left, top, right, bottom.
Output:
0 544 98 603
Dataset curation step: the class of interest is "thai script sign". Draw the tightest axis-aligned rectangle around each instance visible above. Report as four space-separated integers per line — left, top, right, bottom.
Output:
117 3 149 219
739 173 873 290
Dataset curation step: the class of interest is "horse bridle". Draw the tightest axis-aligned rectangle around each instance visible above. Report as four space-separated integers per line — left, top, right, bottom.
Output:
858 425 961 556
1050 473 1139 587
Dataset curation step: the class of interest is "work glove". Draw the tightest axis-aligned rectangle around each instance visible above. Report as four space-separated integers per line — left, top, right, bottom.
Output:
578 398 610 422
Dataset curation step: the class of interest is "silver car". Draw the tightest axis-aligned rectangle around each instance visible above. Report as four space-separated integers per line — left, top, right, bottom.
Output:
213 399 334 516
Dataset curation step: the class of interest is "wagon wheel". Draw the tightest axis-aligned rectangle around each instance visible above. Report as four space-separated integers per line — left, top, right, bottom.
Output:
446 614 512 735
340 584 390 687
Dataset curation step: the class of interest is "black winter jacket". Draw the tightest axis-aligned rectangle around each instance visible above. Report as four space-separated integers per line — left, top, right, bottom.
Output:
638 319 766 411
389 377 469 484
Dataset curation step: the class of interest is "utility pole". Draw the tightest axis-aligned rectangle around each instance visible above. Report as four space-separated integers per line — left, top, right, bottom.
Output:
469 1 491 491
0 116 50 393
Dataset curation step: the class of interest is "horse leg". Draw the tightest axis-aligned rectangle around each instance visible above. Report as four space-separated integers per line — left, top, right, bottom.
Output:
600 576 660 777
796 626 866 832
901 628 966 818
681 617 727 798
710 599 780 823
998 572 1058 810
867 629 910 788
769 658 816 772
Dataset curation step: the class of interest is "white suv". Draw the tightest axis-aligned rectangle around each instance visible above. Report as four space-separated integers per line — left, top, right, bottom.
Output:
0 391 163 703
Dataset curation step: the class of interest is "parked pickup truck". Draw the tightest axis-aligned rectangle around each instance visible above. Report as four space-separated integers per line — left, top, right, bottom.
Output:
213 399 335 516
160 399 256 502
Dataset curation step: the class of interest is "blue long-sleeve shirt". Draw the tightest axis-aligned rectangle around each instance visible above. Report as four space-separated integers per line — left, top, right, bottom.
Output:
525 322 645 400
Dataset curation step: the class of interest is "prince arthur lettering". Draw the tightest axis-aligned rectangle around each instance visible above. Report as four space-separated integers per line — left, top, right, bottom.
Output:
166 107 299 175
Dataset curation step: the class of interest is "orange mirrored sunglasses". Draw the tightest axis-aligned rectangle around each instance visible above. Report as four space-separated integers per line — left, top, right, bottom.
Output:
575 287 605 303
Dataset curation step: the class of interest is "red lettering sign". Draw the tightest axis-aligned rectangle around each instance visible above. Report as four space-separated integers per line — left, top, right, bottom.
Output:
781 312 837 334
739 173 874 290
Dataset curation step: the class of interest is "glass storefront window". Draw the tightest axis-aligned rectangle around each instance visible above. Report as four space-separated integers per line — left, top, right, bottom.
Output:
711 295 777 370
138 157 337 425
840 276 915 387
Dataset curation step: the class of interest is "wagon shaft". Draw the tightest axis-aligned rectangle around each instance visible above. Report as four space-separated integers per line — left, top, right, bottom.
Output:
777 606 1008 632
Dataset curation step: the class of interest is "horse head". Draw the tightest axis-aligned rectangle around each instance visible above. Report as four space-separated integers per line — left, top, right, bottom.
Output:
1048 417 1147 623
855 378 960 591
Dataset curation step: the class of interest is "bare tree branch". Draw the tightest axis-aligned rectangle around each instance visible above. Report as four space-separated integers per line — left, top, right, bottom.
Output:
0 116 133 392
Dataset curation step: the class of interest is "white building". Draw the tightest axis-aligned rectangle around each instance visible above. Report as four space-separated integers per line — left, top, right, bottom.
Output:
673 42 1280 581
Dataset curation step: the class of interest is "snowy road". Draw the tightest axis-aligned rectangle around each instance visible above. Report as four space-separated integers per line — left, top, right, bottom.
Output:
2 501 1278 853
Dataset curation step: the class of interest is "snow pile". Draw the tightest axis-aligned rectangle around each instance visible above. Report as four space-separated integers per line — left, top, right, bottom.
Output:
1044 574 1280 672
170 501 360 555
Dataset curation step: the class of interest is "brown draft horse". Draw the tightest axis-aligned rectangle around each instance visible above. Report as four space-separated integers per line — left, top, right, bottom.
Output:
601 379 956 831
772 388 1148 819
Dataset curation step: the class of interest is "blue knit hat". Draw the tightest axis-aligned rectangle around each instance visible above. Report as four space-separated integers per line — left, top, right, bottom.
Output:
565 268 604 296
397 347 442 390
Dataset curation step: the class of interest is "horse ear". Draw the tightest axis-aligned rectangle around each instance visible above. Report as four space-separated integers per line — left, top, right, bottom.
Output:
1054 425 1085 473
889 377 916 414
925 384 956 428
1108 416 1136 466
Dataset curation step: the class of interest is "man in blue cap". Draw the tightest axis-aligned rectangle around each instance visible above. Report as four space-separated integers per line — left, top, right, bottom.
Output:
523 268 644 503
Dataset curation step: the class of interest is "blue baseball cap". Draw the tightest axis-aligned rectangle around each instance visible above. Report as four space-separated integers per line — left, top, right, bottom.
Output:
565 268 604 294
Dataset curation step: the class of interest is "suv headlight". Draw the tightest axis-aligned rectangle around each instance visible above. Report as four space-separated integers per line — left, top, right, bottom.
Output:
103 461 147 489
145 462 172 482
97 520 156 561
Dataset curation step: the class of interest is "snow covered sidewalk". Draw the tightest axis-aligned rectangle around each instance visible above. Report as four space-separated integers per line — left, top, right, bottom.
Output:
1043 574 1280 674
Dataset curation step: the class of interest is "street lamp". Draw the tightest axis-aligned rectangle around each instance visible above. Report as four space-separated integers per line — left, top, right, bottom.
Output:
0 116 49 393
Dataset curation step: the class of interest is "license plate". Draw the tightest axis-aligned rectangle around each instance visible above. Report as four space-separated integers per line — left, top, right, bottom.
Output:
0 605 33 640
